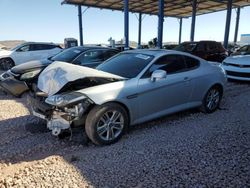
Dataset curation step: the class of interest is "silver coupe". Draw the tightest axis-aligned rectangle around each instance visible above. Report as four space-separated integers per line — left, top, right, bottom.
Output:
31 49 227 145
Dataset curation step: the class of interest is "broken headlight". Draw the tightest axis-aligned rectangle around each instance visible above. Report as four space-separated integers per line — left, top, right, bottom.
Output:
45 92 90 107
20 69 41 80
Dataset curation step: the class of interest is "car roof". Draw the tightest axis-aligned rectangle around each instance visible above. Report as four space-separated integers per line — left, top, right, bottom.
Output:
21 42 59 46
181 40 218 44
120 49 198 58
67 46 119 52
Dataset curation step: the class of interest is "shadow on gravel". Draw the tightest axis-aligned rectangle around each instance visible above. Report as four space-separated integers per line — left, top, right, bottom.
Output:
129 108 200 133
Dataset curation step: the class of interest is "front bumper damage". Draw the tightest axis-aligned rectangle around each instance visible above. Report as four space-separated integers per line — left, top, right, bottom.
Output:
29 92 93 136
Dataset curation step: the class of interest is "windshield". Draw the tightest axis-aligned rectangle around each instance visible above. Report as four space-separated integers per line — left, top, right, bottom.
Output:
97 53 154 78
174 42 197 52
51 47 84 62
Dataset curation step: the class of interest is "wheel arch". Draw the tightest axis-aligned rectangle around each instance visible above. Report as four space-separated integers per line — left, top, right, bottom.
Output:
0 57 16 69
209 83 224 96
1 57 15 64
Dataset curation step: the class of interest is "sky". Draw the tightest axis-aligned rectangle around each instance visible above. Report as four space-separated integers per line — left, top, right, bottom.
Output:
0 0 250 45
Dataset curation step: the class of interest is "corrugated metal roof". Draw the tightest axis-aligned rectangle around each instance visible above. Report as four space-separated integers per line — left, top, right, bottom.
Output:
62 0 250 18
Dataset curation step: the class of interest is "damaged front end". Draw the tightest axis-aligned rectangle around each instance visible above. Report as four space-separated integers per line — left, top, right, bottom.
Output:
31 91 93 136
31 61 126 137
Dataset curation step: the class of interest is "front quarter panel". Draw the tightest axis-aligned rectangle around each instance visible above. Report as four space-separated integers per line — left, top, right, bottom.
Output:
76 79 139 124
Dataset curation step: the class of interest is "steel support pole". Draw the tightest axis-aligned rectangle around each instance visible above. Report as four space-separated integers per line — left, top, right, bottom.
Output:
190 0 197 42
78 5 83 46
179 18 183 44
224 0 233 49
138 12 142 48
234 7 241 44
124 0 129 50
157 0 164 48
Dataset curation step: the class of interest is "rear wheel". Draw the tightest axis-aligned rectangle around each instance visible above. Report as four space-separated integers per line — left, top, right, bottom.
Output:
85 103 128 145
200 86 222 113
0 58 15 70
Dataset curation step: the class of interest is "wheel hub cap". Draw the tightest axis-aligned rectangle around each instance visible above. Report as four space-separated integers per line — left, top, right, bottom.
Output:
97 110 124 141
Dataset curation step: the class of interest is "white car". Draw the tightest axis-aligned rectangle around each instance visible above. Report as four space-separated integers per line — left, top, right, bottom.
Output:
0 42 62 70
222 55 250 81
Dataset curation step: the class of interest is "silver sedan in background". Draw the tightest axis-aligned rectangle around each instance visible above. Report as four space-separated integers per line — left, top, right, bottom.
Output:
31 50 227 145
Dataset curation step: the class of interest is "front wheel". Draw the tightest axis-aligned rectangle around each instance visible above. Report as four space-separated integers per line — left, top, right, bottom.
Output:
200 86 222 113
85 103 128 145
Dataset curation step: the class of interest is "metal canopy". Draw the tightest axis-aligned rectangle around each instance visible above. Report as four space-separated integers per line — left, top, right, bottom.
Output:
62 0 250 18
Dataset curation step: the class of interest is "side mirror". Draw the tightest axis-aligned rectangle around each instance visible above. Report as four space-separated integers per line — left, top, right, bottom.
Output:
151 70 167 82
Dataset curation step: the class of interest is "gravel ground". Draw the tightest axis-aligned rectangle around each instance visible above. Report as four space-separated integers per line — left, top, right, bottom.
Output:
0 81 250 187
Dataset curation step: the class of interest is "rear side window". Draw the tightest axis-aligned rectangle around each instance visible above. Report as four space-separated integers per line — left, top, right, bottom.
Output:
207 42 218 50
30 44 58 51
183 55 200 69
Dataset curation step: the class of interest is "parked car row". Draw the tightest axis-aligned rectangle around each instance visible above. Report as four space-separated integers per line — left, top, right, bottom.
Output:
0 46 119 96
0 41 248 145
174 40 228 62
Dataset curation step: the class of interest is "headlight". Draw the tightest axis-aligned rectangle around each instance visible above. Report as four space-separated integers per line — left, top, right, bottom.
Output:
45 92 90 107
20 69 41 80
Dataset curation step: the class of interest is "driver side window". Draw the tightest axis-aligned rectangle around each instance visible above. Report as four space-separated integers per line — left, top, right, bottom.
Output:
16 45 30 52
75 50 104 65
143 55 187 78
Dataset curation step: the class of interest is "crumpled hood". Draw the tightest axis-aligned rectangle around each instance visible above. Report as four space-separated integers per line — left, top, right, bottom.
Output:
37 61 126 96
0 49 12 57
224 55 250 65
11 59 52 74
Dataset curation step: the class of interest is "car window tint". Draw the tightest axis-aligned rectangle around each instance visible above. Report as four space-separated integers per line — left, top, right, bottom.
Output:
103 50 119 60
149 55 187 75
247 46 250 53
52 48 83 62
77 50 104 65
43 44 57 49
196 43 205 51
183 55 200 69
30 44 58 51
208 42 218 50
31 44 46 51
17 45 30 52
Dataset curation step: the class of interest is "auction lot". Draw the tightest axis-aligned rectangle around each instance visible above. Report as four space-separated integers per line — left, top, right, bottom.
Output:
0 80 249 187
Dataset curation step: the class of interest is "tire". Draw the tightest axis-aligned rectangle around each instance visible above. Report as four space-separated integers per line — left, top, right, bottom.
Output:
0 58 15 70
200 85 222 113
85 103 129 145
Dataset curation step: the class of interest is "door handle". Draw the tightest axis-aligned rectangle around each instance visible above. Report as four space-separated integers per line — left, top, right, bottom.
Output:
184 77 190 81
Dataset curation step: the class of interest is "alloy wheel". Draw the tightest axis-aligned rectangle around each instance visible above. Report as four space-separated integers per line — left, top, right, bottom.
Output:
96 110 124 141
206 88 220 111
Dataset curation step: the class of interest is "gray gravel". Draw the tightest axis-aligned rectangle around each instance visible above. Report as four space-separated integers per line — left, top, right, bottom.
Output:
0 81 250 187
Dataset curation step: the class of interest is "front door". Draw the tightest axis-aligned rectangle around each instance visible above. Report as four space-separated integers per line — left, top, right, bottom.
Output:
136 54 192 122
